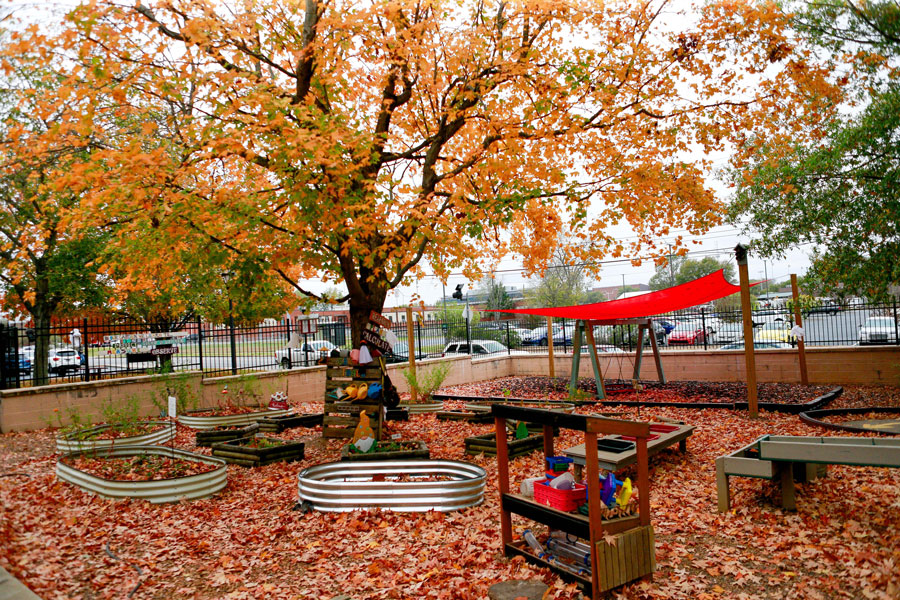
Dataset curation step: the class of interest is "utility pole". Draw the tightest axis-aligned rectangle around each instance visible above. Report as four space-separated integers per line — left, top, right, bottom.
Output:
667 243 675 286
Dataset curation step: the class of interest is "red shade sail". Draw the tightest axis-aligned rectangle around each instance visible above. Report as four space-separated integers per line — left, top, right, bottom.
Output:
491 269 749 320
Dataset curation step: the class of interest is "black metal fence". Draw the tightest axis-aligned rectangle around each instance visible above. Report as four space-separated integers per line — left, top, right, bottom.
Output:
1 299 897 390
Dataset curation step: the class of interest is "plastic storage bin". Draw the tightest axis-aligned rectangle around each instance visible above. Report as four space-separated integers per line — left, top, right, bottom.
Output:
533 480 587 512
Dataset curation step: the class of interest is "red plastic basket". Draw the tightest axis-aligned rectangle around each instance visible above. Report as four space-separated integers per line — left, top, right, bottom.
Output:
649 424 679 433
533 480 586 512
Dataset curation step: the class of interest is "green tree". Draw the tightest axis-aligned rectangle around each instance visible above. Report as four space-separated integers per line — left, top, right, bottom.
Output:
528 243 588 308
729 0 900 299
649 257 735 290
477 278 514 311
0 51 111 384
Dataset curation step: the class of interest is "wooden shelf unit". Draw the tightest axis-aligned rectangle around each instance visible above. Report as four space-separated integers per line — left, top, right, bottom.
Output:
492 405 656 598
322 357 384 439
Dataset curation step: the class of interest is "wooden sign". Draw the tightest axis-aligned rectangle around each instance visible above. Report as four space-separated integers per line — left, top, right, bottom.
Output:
151 347 180 356
361 328 392 354
369 310 392 330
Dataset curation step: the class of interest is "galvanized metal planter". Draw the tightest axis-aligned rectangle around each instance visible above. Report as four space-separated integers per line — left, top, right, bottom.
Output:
57 445 227 504
56 421 176 453
399 402 444 415
178 408 292 430
298 459 486 513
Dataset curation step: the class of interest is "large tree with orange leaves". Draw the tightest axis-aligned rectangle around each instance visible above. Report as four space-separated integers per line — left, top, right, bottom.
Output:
44 0 839 343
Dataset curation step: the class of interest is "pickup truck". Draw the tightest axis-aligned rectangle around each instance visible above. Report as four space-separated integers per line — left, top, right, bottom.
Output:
276 340 337 368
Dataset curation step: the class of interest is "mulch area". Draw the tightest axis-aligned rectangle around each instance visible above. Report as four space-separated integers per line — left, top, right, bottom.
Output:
440 376 836 405
0 378 898 599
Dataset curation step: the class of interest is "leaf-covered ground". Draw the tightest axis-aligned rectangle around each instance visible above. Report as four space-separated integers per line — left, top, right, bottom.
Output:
1 379 898 599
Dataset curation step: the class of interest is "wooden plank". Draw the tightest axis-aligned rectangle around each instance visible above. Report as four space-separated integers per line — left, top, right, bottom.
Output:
760 439 900 467
322 427 353 438
767 435 900 447
722 456 777 479
648 526 656 571
501 494 591 539
779 462 797 510
322 416 358 427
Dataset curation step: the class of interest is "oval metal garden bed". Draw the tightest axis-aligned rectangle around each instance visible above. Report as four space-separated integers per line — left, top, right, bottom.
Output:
799 406 900 434
298 459 486 512
57 445 227 504
177 408 292 430
398 402 444 414
56 420 176 453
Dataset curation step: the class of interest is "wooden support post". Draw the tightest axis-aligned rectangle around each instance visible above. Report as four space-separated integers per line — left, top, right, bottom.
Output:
778 462 797 510
790 274 809 385
636 437 650 527
547 316 555 378
647 320 666 384
543 424 554 458
570 321 583 393
735 244 758 418
584 322 606 400
584 431 604 597
715 457 730 512
633 324 645 381
495 416 513 545
406 306 417 404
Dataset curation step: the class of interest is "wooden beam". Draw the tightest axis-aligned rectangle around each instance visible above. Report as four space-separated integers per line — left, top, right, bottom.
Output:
584 321 606 400
495 416 513 546
647 320 666 384
790 274 809 385
735 245 758 418
570 321 583 394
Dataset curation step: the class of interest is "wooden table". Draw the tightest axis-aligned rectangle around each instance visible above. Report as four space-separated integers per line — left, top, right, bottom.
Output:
564 423 694 476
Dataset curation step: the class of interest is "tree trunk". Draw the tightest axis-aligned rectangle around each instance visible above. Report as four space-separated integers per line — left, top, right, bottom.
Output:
347 287 388 347
32 303 51 386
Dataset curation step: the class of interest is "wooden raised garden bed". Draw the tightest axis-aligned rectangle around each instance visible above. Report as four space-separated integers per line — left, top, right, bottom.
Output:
211 436 306 467
465 432 543 458
436 410 494 424
257 413 323 433
195 423 259 447
340 440 430 461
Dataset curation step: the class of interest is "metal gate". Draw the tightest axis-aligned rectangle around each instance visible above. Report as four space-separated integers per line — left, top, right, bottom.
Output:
0 323 21 390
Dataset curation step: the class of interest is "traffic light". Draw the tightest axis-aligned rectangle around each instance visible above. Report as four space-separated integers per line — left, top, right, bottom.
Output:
452 284 464 300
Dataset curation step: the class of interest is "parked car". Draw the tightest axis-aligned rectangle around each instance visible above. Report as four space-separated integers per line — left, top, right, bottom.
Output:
385 341 428 363
577 345 627 355
858 316 897 345
714 322 745 345
754 321 792 344
48 347 82 375
441 340 528 357
720 341 792 350
667 321 713 346
3 352 31 376
276 340 337 367
522 325 573 346
805 303 842 316
751 311 790 327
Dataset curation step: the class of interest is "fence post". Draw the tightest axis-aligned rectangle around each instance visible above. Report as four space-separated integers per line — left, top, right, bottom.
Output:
416 319 423 359
197 316 204 374
465 314 471 354
82 318 90 382
506 322 511 355
894 297 899 346
701 309 708 351
285 319 292 369
229 310 237 376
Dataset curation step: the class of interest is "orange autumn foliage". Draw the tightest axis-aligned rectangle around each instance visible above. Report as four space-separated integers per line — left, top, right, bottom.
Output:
16 0 842 342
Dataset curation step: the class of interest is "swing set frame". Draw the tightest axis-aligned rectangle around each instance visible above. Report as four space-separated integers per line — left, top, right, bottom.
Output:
568 318 667 400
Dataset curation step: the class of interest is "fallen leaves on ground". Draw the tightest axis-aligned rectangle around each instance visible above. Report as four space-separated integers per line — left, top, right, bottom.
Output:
0 380 898 599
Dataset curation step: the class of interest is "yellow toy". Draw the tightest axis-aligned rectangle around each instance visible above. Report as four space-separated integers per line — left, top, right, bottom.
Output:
616 477 632 507
356 383 369 400
344 385 357 399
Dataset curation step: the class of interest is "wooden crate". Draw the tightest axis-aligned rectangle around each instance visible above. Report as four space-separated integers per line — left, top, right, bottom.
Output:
465 432 543 458
322 357 384 439
594 525 655 593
